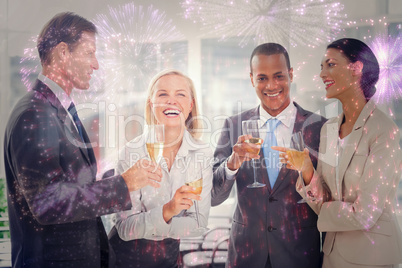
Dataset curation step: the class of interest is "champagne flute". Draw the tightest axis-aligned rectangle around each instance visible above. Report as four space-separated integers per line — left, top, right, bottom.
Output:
145 124 165 198
288 132 308 204
145 124 164 164
185 178 202 228
185 169 208 236
242 120 266 188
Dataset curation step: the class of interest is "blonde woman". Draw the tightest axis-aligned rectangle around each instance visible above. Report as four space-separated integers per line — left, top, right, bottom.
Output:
108 70 213 267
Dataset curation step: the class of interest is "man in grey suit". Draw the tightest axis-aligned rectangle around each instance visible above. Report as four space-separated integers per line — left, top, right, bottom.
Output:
212 43 326 267
4 12 162 267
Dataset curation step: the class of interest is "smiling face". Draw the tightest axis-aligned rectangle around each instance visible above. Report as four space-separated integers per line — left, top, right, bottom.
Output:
63 31 99 90
250 53 293 117
320 48 356 100
150 74 194 129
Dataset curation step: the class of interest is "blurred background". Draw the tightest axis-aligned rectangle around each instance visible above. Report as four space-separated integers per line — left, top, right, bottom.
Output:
0 0 401 263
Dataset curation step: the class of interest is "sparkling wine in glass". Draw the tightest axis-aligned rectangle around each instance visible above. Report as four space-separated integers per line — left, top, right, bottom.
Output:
185 178 203 195
185 170 208 236
289 131 308 204
185 178 203 230
242 120 266 188
145 124 164 163
244 137 263 154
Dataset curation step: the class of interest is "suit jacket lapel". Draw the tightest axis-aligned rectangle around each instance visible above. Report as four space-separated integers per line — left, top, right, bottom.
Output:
244 106 260 122
64 112 95 170
270 166 292 193
320 120 339 168
80 126 96 166
337 128 363 194
270 103 305 193
33 80 94 168
62 108 93 168
337 100 376 192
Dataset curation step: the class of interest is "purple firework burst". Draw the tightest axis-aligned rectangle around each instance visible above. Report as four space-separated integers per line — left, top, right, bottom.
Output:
370 32 402 104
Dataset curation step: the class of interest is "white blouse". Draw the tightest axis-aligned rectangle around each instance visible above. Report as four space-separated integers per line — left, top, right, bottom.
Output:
114 130 213 241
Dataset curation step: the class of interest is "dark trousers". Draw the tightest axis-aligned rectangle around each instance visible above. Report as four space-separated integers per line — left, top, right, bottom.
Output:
108 226 179 268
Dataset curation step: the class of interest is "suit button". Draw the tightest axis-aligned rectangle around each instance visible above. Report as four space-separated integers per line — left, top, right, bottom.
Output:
269 197 277 202
267 226 276 232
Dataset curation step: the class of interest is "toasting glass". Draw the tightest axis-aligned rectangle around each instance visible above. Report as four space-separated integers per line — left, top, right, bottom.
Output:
242 120 266 188
288 132 308 203
145 124 164 164
185 168 208 236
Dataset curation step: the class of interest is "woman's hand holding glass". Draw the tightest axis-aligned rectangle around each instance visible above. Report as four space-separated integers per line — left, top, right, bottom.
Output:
273 147 314 185
183 169 209 235
162 185 201 223
272 132 314 203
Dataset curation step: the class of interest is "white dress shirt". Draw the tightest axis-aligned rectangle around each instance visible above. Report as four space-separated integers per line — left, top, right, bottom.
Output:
225 103 297 179
114 130 213 241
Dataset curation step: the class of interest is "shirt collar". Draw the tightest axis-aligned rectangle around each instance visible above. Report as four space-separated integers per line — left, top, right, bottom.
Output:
259 102 297 129
38 73 73 111
176 130 206 158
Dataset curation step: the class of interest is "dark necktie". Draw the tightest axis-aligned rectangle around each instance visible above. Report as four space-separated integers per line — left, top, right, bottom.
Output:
67 102 96 166
68 102 85 142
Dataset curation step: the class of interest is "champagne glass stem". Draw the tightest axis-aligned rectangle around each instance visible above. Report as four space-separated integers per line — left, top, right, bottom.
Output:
300 171 308 195
252 159 257 184
298 171 308 204
194 200 200 228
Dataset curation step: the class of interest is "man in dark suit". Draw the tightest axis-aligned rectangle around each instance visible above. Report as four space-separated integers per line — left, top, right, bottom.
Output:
212 43 326 267
4 12 162 268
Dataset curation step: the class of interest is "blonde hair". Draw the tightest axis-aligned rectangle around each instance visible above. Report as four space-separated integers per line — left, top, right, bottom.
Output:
145 69 203 139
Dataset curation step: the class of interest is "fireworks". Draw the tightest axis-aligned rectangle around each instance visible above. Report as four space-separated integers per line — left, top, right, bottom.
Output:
344 18 402 104
370 32 402 104
181 0 346 47
19 3 186 104
93 3 186 102
20 36 40 92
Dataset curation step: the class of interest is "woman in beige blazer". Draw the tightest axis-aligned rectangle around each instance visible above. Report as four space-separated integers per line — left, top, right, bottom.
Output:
274 38 402 267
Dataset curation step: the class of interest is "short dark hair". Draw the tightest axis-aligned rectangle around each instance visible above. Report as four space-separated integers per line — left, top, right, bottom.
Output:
327 38 379 100
37 12 97 65
250 43 291 73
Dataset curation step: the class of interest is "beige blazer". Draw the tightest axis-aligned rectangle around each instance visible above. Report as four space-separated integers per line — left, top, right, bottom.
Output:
297 99 402 266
